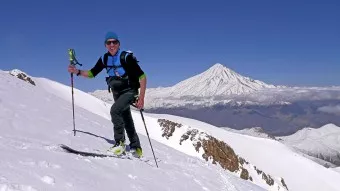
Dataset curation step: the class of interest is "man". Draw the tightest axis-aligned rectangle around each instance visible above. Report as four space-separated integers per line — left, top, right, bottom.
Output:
67 31 146 158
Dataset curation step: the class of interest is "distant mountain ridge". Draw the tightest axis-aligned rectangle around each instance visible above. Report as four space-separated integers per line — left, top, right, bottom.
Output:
279 124 340 167
222 127 277 140
223 124 340 167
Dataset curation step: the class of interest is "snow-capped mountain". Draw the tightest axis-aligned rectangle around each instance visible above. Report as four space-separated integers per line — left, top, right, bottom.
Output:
279 124 340 166
222 127 277 140
90 63 340 109
148 63 276 98
2 69 340 191
90 63 279 107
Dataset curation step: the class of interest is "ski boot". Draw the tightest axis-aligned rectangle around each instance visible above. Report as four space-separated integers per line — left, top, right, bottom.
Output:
129 146 143 158
108 141 126 155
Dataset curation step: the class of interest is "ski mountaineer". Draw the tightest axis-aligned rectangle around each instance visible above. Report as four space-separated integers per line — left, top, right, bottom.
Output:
67 32 146 158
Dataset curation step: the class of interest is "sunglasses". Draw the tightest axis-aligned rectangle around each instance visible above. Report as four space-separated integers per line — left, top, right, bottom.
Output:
106 40 119 45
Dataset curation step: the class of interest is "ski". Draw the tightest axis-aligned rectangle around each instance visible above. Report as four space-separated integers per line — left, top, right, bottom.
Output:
60 144 132 160
60 144 160 167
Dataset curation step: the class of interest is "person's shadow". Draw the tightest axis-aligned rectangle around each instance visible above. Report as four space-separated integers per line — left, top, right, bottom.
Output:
75 130 116 145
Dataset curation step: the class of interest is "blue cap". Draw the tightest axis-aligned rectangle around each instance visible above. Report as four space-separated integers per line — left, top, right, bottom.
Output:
104 32 119 43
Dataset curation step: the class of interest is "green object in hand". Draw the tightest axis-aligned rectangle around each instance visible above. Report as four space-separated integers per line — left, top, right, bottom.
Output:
68 49 82 66
68 49 76 62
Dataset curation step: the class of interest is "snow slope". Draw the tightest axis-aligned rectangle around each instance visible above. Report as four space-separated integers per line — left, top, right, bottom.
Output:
2 69 340 191
146 113 340 191
222 127 277 140
333 167 340 173
0 70 268 191
222 127 337 167
279 124 340 166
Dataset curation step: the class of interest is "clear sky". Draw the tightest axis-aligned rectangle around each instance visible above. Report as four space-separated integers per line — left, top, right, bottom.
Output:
1 0 339 92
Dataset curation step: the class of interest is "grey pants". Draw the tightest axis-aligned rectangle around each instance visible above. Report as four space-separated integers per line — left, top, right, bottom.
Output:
110 89 141 149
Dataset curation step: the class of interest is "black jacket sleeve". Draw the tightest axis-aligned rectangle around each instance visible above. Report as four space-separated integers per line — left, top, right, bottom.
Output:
90 57 105 77
125 54 145 78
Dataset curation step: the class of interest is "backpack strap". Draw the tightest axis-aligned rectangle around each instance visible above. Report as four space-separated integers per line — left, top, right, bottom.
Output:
120 51 128 66
103 51 131 80
103 52 124 75
102 53 110 71
103 53 108 68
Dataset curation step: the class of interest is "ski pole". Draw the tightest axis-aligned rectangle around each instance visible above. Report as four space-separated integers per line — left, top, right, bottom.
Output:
139 109 158 168
71 72 76 136
132 104 158 168
68 49 82 136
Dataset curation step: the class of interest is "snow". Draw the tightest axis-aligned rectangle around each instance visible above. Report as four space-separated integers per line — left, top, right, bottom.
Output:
90 63 277 105
1 69 340 191
8 69 26 76
154 63 276 97
0 70 265 191
224 125 340 167
222 127 276 140
141 85 340 109
145 113 340 191
333 167 340 173
279 124 340 165
90 63 340 109
279 124 340 149
36 77 112 119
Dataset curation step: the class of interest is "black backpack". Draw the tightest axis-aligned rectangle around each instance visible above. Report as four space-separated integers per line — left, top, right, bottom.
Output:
103 51 137 93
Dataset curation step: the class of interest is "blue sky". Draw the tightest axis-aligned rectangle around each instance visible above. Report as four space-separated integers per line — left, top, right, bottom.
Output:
0 0 339 92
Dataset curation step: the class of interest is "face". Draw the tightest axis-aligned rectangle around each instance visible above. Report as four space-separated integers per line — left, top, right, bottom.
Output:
105 39 120 55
